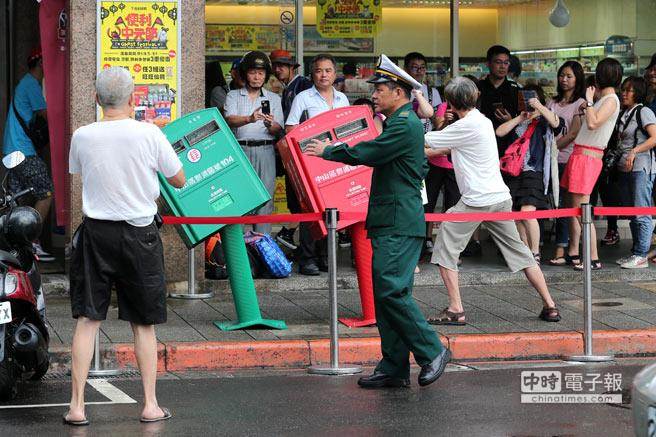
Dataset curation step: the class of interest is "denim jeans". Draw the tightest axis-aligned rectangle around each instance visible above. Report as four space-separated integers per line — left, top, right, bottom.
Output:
618 170 656 257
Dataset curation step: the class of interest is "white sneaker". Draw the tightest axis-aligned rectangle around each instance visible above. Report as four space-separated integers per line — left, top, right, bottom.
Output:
615 255 633 265
620 255 648 269
33 243 55 262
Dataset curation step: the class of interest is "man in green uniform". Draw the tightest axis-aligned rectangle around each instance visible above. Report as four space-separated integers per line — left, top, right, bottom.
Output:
306 54 450 388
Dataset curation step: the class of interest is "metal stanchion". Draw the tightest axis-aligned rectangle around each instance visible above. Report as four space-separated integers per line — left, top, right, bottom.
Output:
86 331 123 377
308 208 362 376
169 247 214 299
566 203 613 363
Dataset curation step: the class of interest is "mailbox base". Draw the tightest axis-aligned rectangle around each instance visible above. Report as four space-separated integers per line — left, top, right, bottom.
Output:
338 317 377 328
214 318 288 331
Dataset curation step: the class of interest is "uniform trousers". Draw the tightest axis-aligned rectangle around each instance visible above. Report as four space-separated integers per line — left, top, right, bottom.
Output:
371 234 444 379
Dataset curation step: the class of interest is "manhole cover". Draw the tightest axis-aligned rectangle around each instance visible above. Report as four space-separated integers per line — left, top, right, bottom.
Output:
592 301 623 307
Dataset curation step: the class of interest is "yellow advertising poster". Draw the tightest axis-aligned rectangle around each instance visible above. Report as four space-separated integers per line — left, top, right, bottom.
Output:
316 0 381 38
97 1 180 127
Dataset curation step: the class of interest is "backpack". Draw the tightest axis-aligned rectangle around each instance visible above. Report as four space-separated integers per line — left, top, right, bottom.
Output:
499 119 539 177
604 105 650 173
205 234 228 280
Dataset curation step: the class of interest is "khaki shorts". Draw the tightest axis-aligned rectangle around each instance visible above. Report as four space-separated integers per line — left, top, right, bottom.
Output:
431 198 536 272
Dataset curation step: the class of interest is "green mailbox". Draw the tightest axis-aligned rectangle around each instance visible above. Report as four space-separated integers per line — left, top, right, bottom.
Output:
159 108 271 248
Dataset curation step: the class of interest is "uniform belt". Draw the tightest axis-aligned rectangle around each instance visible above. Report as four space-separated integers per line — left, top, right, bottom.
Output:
238 140 275 147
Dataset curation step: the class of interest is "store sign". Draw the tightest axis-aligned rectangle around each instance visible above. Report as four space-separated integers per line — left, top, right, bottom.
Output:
604 35 634 57
205 24 374 54
97 1 180 126
316 0 381 39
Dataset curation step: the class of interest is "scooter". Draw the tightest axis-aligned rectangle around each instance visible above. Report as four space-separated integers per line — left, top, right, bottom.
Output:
0 151 49 400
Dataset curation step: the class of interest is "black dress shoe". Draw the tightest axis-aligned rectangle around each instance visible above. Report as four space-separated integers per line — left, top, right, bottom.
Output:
357 371 410 388
299 262 320 276
418 348 451 387
317 258 329 272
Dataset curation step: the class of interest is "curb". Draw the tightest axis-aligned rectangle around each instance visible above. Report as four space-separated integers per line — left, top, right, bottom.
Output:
48 329 656 372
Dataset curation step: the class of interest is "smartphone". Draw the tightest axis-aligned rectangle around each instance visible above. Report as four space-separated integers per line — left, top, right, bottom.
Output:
492 102 504 112
261 100 270 115
519 90 538 112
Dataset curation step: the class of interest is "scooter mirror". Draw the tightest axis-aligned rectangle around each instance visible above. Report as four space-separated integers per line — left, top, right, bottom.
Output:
3 151 25 169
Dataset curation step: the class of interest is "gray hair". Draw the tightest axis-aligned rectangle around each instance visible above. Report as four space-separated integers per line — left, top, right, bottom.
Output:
444 76 478 110
95 67 134 109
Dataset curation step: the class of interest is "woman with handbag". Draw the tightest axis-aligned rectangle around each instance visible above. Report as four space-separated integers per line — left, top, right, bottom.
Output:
496 85 564 262
560 58 623 270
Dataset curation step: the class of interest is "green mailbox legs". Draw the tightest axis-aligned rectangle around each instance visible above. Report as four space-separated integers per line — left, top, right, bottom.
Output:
213 224 287 331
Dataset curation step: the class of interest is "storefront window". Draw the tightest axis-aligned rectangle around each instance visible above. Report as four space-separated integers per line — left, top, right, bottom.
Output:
206 0 652 99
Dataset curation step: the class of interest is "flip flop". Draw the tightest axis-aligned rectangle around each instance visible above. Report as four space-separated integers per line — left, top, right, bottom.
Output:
63 415 89 426
548 256 567 266
427 308 466 326
140 407 172 423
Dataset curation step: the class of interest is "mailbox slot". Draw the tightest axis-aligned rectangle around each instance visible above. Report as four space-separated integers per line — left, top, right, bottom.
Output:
185 120 221 146
298 131 333 152
334 118 368 139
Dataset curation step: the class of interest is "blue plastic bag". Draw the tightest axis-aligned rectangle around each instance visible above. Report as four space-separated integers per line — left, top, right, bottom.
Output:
244 231 292 278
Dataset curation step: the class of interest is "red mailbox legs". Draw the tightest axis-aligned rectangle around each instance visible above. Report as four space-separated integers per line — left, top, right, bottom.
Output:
338 221 376 327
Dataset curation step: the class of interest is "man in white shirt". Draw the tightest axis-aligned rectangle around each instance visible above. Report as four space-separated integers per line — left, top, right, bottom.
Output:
424 77 560 326
284 54 349 275
225 51 284 235
65 67 184 426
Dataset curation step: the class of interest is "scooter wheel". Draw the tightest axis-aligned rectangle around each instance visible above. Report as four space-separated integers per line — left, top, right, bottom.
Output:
0 357 17 400
30 356 50 380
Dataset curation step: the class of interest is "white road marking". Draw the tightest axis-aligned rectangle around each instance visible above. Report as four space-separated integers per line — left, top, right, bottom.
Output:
86 378 137 404
0 378 136 409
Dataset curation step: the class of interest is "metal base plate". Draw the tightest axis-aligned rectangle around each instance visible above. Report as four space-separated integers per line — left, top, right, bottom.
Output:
88 368 124 377
214 318 287 331
169 292 215 299
339 317 376 328
307 365 363 375
564 355 615 363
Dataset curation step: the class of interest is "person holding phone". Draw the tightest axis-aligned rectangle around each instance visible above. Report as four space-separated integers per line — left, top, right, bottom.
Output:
225 51 284 235
495 84 564 262
478 45 520 157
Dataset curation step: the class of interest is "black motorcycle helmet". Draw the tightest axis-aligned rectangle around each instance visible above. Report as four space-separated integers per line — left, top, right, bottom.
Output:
239 51 272 84
2 206 42 246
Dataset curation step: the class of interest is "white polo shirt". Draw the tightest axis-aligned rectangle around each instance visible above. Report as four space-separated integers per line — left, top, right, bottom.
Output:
424 109 510 207
224 87 284 140
285 86 350 126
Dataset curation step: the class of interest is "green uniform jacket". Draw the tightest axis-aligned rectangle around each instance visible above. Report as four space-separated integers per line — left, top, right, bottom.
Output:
322 102 427 238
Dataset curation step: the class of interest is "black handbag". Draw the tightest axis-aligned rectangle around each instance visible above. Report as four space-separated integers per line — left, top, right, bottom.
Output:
12 101 49 151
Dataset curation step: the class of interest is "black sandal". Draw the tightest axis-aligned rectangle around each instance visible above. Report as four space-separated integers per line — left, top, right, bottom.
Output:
539 307 561 322
533 253 541 265
428 308 466 325
565 254 581 266
573 260 602 271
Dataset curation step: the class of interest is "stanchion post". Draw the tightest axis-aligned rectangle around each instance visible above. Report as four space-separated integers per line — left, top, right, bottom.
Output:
87 331 123 377
169 247 214 299
308 208 362 375
566 203 613 363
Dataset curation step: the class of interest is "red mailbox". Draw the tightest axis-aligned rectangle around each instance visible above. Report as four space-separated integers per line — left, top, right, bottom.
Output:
277 106 378 327
277 106 376 240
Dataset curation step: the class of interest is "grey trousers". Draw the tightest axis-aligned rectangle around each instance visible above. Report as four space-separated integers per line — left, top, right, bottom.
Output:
240 144 276 235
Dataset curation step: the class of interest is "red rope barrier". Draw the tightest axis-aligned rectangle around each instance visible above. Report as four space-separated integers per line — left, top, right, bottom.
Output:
161 207 583 225
594 206 656 216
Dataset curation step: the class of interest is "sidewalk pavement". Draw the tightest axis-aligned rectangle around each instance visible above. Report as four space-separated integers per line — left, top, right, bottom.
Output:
40 236 656 372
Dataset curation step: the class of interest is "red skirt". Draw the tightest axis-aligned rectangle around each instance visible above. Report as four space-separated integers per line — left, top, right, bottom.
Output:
560 144 603 195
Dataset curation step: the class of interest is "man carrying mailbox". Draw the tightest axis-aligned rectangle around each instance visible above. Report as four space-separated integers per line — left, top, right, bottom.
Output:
306 55 450 388
225 51 284 235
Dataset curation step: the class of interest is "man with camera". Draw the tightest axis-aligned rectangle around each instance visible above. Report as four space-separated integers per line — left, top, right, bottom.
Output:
2 47 54 261
225 51 284 235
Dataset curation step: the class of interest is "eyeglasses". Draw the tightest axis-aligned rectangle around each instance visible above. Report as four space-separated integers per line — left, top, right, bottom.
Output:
492 60 510 66
408 65 426 72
